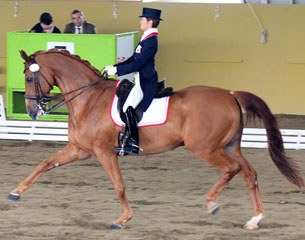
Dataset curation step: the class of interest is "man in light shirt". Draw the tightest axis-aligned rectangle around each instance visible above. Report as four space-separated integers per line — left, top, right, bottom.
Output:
64 9 97 34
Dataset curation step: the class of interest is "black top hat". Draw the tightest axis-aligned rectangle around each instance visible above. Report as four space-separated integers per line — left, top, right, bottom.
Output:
139 8 163 20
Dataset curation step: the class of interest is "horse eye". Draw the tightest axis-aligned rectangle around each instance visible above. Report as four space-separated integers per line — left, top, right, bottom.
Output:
26 76 33 83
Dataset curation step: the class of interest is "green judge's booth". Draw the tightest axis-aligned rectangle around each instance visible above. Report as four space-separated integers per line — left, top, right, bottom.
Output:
6 31 139 121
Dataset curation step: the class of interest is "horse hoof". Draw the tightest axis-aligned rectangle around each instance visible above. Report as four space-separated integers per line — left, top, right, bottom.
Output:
244 213 264 230
110 222 125 230
244 222 259 230
209 206 220 216
207 201 219 216
8 192 20 201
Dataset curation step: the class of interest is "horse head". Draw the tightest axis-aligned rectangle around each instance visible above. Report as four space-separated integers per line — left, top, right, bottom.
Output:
20 50 57 120
20 49 110 120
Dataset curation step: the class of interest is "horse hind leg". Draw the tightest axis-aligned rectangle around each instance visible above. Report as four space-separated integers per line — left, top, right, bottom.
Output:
224 141 265 230
200 147 265 230
237 153 265 230
194 149 242 215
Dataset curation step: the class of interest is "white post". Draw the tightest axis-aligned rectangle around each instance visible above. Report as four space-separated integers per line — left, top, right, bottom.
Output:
0 95 6 121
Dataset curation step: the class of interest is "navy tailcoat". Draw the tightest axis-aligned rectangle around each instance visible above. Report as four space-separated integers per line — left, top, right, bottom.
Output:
115 33 158 112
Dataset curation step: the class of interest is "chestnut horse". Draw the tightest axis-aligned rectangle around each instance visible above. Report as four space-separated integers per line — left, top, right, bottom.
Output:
9 49 304 230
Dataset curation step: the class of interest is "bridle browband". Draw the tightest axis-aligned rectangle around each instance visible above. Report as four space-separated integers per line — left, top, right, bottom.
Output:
24 54 106 115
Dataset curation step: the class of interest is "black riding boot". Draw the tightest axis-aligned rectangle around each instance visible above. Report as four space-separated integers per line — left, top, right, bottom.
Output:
114 106 140 156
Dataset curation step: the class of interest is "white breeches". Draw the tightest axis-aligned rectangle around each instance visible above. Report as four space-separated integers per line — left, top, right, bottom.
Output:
122 72 143 112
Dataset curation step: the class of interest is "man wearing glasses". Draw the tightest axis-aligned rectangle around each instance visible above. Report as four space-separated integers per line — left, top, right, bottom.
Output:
64 9 97 34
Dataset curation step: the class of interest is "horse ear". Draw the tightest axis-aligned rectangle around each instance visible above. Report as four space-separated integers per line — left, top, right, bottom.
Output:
19 50 29 62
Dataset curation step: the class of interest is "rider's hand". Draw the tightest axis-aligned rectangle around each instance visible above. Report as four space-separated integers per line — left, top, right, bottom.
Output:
104 65 117 75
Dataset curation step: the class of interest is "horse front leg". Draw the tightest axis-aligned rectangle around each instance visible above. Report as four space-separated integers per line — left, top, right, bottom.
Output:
95 151 133 229
8 143 90 200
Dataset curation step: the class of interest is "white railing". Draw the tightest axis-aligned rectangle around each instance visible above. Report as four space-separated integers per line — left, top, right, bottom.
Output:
0 120 304 149
0 95 5 121
0 95 304 149
241 128 305 150
0 120 68 141
0 95 68 141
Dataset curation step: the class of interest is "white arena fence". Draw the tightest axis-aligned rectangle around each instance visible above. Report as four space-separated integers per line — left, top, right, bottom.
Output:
0 120 68 142
0 96 304 149
241 128 305 150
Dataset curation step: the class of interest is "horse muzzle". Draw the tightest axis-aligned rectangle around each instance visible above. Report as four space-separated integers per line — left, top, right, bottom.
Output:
27 104 45 120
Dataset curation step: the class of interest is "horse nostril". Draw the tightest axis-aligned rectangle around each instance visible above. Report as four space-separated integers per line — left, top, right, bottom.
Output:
27 109 36 120
27 105 39 120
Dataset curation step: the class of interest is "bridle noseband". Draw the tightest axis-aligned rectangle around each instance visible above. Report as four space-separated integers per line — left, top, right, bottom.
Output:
24 54 106 115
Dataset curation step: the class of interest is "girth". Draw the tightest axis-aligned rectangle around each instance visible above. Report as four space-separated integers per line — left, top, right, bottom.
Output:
116 79 173 123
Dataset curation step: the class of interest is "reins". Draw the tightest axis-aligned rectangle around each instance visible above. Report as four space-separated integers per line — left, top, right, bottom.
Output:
24 53 108 115
43 76 106 114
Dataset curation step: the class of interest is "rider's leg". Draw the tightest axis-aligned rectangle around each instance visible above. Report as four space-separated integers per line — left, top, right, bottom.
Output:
122 72 143 112
123 106 140 154
115 73 143 155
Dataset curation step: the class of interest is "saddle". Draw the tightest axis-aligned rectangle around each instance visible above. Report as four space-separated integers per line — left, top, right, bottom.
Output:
116 79 174 123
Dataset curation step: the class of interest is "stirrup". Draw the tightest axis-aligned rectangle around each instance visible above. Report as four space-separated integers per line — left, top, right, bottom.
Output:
114 138 141 156
114 144 140 156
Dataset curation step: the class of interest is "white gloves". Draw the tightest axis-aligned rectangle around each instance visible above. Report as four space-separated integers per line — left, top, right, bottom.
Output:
104 65 117 75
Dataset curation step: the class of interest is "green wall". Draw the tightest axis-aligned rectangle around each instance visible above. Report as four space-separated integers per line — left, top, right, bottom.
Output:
1 1 305 114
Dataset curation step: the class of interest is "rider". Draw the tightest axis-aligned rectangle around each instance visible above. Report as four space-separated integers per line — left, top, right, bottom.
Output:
105 7 162 155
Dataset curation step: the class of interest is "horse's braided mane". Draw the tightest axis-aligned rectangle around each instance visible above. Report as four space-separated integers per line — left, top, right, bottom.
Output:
33 49 103 77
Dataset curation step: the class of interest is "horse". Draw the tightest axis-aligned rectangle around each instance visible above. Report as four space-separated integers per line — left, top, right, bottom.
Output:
9 49 304 230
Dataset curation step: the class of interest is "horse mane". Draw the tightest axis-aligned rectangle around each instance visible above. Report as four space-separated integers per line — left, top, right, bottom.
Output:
33 49 103 77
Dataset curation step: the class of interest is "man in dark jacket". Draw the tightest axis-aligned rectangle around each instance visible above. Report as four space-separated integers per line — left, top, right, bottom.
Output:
105 7 162 155
64 9 96 34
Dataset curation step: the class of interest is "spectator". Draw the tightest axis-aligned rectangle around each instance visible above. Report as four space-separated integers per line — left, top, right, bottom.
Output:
29 12 61 33
64 10 97 34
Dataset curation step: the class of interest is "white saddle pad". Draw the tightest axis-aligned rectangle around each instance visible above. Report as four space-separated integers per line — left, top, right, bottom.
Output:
110 95 170 127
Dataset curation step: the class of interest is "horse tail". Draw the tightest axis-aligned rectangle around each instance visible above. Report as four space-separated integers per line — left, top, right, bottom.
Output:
232 91 305 189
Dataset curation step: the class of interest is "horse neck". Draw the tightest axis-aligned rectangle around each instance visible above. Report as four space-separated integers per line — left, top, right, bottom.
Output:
48 58 104 115
56 68 99 93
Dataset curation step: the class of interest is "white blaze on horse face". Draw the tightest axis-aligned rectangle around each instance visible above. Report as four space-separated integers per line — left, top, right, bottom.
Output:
29 63 40 72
